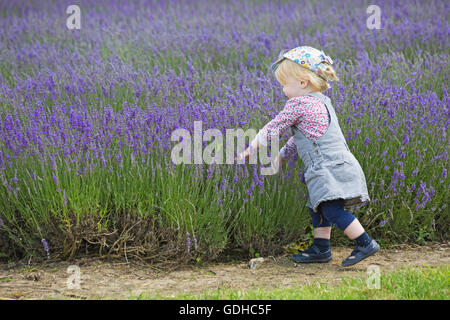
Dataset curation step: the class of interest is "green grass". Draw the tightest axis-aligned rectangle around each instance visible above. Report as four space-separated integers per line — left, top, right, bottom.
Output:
132 265 449 300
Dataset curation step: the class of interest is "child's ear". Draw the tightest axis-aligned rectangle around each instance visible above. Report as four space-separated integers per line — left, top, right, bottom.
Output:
300 79 309 88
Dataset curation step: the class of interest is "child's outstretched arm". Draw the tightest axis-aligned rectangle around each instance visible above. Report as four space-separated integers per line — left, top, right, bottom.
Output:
236 98 304 163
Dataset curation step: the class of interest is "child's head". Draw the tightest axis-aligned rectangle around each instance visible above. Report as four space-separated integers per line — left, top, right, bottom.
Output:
272 46 339 95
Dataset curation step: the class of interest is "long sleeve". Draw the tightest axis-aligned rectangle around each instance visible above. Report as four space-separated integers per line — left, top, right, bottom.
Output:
255 97 305 147
279 136 297 158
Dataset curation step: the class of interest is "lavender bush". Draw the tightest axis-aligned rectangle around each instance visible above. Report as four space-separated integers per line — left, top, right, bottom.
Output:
0 0 448 262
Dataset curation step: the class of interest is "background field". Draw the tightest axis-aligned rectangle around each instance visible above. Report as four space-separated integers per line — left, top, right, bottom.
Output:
0 0 448 266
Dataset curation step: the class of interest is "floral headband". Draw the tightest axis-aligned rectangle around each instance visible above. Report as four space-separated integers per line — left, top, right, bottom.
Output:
270 46 335 81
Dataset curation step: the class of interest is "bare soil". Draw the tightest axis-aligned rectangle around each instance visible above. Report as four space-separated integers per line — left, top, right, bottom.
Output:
0 242 449 300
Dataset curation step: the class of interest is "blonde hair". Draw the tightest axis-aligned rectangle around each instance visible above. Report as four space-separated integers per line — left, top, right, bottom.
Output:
274 59 339 92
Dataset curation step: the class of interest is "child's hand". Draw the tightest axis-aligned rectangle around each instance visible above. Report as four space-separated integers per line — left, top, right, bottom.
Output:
235 148 250 162
235 144 257 162
272 154 286 174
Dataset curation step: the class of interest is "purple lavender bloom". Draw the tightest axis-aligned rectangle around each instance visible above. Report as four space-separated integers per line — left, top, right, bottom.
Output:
379 219 389 226
41 238 50 258
402 133 409 145
186 233 191 254
206 166 213 179
299 170 306 184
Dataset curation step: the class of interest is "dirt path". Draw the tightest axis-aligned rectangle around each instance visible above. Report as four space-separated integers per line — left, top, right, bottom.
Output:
1 242 449 300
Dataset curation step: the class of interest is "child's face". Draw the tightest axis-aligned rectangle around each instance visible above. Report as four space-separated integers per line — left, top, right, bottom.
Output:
282 76 309 99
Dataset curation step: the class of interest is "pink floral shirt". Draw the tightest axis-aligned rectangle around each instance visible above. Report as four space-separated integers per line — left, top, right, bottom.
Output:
255 95 330 158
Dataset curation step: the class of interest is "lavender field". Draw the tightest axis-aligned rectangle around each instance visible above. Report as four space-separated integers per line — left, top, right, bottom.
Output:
0 0 448 264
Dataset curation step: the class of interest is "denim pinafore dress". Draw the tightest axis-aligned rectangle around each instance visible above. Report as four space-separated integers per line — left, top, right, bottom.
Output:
291 91 370 213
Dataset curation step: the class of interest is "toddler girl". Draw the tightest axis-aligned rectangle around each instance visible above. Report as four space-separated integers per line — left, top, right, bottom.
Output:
238 46 379 267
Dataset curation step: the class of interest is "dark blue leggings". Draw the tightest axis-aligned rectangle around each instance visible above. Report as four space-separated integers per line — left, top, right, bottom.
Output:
309 199 356 231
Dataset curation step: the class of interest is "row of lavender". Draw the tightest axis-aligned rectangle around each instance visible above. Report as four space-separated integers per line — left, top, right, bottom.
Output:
0 0 448 261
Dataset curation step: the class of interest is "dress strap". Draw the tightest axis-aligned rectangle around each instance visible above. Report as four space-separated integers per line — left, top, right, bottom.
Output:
305 91 328 104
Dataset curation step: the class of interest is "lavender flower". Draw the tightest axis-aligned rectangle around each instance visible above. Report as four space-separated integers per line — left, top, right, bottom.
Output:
299 170 306 184
186 233 191 254
402 133 409 145
41 238 50 259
